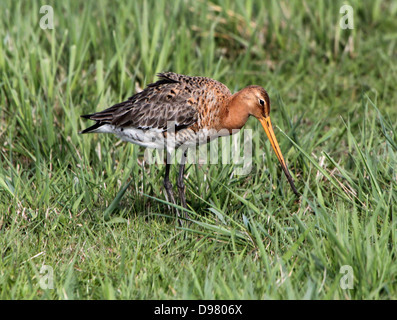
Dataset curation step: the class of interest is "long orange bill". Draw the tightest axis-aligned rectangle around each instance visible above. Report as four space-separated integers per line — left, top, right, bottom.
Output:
259 116 299 196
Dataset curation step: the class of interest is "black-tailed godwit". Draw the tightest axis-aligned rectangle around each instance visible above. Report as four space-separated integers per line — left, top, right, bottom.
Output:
81 72 299 219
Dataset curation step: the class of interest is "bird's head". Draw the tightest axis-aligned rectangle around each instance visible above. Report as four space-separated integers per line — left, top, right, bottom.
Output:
242 85 271 118
240 86 299 196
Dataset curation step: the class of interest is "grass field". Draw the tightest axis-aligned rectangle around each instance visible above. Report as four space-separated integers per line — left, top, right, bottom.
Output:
0 0 396 299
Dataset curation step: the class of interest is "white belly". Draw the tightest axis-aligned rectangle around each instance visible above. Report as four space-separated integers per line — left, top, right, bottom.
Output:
93 124 166 149
91 124 237 150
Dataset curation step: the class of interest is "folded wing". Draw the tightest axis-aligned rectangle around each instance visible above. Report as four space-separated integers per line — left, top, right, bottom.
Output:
81 72 199 133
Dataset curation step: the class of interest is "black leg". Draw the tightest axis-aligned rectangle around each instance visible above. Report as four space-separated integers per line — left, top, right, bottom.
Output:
177 150 189 220
164 152 176 210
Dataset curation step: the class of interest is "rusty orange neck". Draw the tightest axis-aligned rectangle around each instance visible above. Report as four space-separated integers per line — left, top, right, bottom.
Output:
217 91 251 132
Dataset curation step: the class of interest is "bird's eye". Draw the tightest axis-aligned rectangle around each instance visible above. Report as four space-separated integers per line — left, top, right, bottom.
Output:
259 99 265 107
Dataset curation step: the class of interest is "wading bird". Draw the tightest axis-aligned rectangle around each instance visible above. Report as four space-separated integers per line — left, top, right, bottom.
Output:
81 72 299 220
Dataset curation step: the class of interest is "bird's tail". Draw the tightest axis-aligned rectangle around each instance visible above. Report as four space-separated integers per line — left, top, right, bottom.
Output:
80 114 107 134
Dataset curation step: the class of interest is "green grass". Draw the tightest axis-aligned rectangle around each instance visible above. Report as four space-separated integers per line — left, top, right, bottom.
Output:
1 0 397 299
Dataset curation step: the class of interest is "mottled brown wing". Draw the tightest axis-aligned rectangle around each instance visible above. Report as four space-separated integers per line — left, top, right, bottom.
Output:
82 73 198 132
